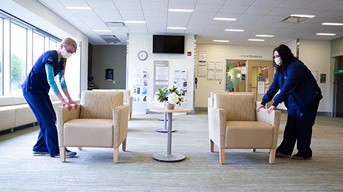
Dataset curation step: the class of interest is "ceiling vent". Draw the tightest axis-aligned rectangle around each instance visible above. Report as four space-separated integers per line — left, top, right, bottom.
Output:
100 35 121 45
106 22 125 28
282 16 308 23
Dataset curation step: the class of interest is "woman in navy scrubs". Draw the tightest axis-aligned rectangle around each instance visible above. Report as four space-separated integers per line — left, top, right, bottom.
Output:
22 37 78 158
256 44 322 160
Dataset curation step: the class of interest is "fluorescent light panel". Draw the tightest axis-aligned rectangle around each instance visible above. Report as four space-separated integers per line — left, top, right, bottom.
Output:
168 9 193 12
213 40 229 43
316 33 336 36
66 6 91 10
213 17 236 21
321 22 343 26
248 39 265 42
167 27 186 30
290 14 315 18
256 34 274 37
225 29 244 32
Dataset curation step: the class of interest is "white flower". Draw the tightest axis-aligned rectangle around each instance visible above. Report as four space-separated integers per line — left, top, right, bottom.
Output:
167 92 179 105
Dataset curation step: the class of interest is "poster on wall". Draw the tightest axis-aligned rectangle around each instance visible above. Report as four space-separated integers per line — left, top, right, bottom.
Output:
197 61 207 77
153 61 169 99
174 69 188 102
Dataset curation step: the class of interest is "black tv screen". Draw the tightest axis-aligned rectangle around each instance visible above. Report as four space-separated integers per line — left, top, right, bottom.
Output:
153 35 185 54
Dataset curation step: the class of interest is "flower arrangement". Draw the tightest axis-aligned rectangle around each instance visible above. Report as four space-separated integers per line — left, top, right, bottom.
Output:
155 85 184 105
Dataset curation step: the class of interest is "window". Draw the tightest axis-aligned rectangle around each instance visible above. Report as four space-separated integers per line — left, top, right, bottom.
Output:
0 11 74 97
10 22 27 95
0 18 3 94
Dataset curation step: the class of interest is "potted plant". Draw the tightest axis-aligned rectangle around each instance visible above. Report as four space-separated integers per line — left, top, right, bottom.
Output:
155 85 184 109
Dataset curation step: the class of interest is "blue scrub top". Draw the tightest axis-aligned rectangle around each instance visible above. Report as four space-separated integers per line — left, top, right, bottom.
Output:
22 50 65 95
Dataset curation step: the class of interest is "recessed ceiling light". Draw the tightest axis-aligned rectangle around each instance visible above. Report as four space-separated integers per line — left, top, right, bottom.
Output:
213 40 230 43
290 14 315 18
316 33 336 36
213 18 236 21
256 34 274 38
124 21 146 24
65 6 91 10
168 9 193 12
167 27 187 30
248 39 265 42
225 29 244 32
321 22 343 26
93 29 111 32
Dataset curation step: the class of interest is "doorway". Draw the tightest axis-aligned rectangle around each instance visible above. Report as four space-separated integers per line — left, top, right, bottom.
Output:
333 56 343 117
246 60 274 102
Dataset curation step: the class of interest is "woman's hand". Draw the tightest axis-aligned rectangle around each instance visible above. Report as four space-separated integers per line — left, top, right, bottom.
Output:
68 99 79 110
61 100 73 111
267 105 276 114
256 104 265 112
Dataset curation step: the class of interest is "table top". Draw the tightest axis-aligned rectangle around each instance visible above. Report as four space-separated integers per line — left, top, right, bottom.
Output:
150 108 191 113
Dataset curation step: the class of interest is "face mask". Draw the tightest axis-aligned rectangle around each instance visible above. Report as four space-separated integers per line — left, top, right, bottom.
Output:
61 47 72 59
274 57 282 66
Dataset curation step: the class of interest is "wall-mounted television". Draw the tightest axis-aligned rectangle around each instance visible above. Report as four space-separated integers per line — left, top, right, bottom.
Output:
153 35 185 54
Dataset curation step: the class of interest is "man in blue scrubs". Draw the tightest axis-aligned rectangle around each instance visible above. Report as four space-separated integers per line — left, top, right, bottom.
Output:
22 37 79 158
256 44 322 160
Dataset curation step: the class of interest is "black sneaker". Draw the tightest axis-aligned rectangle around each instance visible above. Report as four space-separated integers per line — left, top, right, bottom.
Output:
33 151 49 156
291 154 311 160
56 151 77 158
276 152 290 158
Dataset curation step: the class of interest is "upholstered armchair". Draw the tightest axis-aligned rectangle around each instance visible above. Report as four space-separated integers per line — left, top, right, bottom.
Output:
208 93 281 165
57 90 129 163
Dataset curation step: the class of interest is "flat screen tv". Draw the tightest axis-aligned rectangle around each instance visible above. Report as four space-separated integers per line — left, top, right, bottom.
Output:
153 35 185 54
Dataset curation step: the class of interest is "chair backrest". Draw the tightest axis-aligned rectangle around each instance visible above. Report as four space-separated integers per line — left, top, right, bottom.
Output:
80 90 124 119
214 93 256 121
93 89 130 102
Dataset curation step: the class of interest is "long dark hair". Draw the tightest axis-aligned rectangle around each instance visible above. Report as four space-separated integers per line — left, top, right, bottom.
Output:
273 44 298 71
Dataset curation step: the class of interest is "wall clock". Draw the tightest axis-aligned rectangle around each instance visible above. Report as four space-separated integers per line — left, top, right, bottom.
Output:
138 50 148 61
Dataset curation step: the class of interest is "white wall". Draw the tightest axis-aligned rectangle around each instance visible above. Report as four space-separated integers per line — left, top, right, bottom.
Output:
298 40 332 113
195 44 274 108
127 34 195 111
4 0 89 99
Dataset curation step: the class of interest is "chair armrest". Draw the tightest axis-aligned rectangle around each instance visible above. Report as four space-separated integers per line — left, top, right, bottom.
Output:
112 105 129 147
256 108 281 148
57 105 81 147
208 106 226 148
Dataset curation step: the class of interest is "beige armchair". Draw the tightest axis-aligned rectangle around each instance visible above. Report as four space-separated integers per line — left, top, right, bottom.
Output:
208 93 281 165
57 90 129 163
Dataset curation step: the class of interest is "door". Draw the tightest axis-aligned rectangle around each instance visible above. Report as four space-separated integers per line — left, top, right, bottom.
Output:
333 56 343 117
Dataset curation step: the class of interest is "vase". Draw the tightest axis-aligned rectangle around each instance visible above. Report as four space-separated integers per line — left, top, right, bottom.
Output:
165 103 175 110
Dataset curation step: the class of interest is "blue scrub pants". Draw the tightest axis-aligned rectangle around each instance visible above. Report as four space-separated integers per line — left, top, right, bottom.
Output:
277 100 320 158
23 90 59 157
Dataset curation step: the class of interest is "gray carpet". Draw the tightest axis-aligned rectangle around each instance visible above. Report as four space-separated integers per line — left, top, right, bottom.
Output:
0 112 342 192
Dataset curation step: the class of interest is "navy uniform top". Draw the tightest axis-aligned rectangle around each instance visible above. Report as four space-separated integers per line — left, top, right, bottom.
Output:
261 60 322 112
22 50 65 95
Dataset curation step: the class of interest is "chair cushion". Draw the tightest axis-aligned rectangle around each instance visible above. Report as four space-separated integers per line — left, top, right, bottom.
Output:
63 119 113 147
225 121 273 148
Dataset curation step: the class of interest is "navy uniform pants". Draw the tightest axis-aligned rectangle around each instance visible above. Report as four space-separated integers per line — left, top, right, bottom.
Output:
23 90 59 157
277 100 320 158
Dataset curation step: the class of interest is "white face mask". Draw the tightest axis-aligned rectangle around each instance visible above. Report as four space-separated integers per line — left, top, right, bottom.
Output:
274 57 282 66
61 47 72 59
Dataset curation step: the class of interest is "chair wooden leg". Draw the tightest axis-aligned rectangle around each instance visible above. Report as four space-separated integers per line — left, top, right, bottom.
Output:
219 148 225 165
252 148 256 152
122 139 126 151
113 147 119 164
59 146 66 162
269 149 276 164
210 139 214 152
